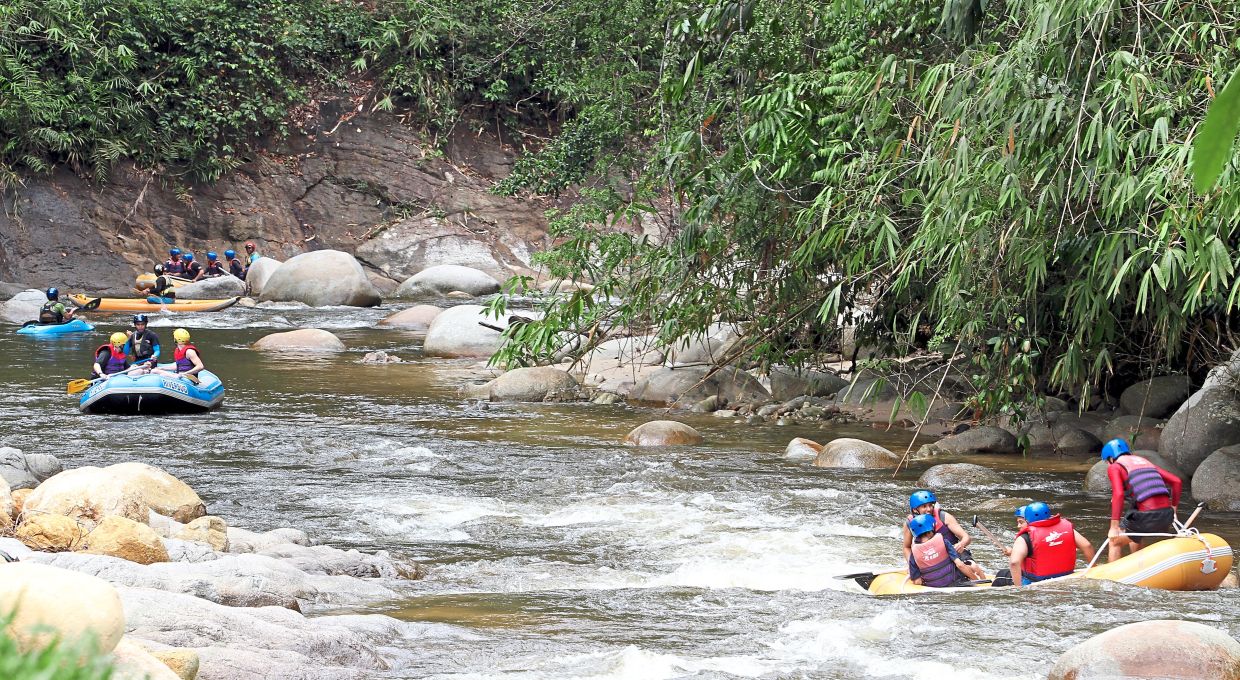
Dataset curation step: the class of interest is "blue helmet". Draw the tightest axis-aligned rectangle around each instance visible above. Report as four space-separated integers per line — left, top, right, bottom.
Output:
45 287 58 300
206 251 218 261
183 252 194 262
224 249 236 259
909 490 937 511
1015 505 1028 518
1024 502 1052 523
1101 438 1130 461
170 248 181 256
908 513 937 538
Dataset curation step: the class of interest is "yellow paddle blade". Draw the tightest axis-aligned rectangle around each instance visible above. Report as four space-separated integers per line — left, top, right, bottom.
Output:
67 379 95 394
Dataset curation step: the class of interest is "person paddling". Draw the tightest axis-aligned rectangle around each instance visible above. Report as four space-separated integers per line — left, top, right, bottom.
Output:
1100 438 1182 562
153 328 203 383
1001 505 1029 557
164 248 186 276
1008 502 1095 586
226 249 246 278
38 288 75 324
901 490 984 579
92 333 133 378
150 263 176 302
124 314 161 372
907 514 976 588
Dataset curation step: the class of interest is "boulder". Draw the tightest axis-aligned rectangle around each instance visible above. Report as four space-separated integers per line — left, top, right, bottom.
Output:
623 421 704 447
1047 619 1240 680
394 264 500 298
0 561 125 654
242 256 282 297
812 438 900 468
484 367 581 402
918 463 1005 488
175 516 230 552
1084 450 1184 493
112 637 183 680
630 366 770 407
0 476 10 528
538 278 594 294
1046 411 1109 440
1055 427 1102 456
11 488 30 521
1120 375 1192 418
422 304 507 358
251 328 345 352
666 323 743 367
1160 385 1240 476
1191 445 1240 511
175 274 246 300
836 377 898 405
580 336 665 366
366 271 400 296
226 526 311 554
81 516 170 565
0 289 46 324
916 426 1019 456
784 437 824 460
0 446 64 490
25 462 207 524
16 513 85 551
259 250 381 307
377 304 443 330
968 497 1032 513
151 649 200 680
768 366 849 401
1102 415 1164 451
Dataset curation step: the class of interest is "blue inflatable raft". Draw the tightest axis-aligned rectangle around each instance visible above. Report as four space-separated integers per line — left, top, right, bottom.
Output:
16 319 94 336
78 366 225 414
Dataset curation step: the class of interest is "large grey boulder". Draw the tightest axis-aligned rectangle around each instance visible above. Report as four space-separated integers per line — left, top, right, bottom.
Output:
259 251 381 307
1084 450 1184 493
422 304 509 358
1 289 46 324
918 463 1005 488
629 366 770 407
1047 620 1240 680
916 426 1018 456
1160 385 1240 476
623 421 704 447
394 264 500 298
0 447 63 490
483 367 581 402
1192 445 1240 511
580 336 665 366
1101 415 1164 451
243 257 282 297
175 274 246 300
768 366 848 400
1055 427 1102 456
1120 375 1191 418
836 377 898 405
251 329 345 353
665 323 743 367
377 304 442 330
812 438 899 468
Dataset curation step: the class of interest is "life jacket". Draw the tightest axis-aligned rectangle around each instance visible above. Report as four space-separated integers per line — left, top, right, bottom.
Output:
1018 515 1077 581
130 329 158 361
1114 454 1170 505
165 258 185 275
203 261 225 278
154 275 176 298
39 302 63 324
174 344 200 373
95 345 129 375
911 533 960 587
247 252 259 265
228 258 245 278
907 507 956 547
185 262 202 279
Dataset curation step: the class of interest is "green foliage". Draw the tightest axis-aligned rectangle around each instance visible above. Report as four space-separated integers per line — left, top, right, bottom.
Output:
0 617 114 679
1193 68 1240 193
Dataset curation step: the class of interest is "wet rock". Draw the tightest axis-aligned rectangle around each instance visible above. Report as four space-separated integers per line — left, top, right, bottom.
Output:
176 274 246 300
25 462 207 524
259 250 381 307
784 437 823 460
580 335 665 366
377 304 443 330
0 446 64 490
252 328 346 352
630 366 770 407
1102 415 1164 451
175 516 230 552
916 426 1018 456
225 527 311 554
242 257 282 297
1055 427 1102 456
1084 451 1184 493
767 366 848 401
713 409 737 418
422 304 509 358
591 392 623 405
484 367 581 402
113 637 183 680
1191 445 1240 511
0 289 45 324
665 322 743 367
1119 375 1191 418
623 421 704 447
757 403 781 418
150 649 200 680
691 395 721 413
812 438 899 468
918 463 1005 488
968 497 1032 513
539 278 594 294
394 264 500 298
16 513 87 551
1046 411 1109 440
1160 385 1240 476
81 516 170 565
359 351 403 364
1047 619 1240 680
0 561 125 655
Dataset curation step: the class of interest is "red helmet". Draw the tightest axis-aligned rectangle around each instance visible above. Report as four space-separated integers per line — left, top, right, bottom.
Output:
244 241 256 251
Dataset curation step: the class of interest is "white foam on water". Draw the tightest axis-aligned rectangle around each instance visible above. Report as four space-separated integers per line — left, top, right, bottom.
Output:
423 645 774 680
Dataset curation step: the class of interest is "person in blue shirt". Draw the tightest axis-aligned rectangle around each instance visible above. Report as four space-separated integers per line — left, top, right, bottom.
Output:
124 314 161 371
244 241 260 265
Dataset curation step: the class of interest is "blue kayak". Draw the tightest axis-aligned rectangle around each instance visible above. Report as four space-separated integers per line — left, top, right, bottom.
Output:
79 365 225 415
16 319 94 336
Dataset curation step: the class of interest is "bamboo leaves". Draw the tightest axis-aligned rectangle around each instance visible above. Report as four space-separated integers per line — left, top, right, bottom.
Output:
1192 67 1240 193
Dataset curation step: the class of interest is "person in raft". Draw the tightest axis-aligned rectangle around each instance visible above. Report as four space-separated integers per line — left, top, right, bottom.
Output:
907 514 977 587
124 314 161 371
38 287 76 324
225 249 246 278
201 252 226 278
1001 505 1029 557
153 328 203 383
183 252 203 281
901 489 985 580
92 332 132 379
150 263 176 302
164 248 186 275
1100 438 1182 562
1008 502 1095 586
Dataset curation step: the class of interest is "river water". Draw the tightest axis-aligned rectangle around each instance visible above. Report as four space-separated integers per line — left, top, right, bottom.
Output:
2 303 1238 679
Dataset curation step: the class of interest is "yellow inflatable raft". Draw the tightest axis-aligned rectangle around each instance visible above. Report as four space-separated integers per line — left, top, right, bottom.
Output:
860 533 1233 595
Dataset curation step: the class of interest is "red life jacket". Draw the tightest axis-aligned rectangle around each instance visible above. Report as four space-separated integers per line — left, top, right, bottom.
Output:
1018 515 1077 580
95 344 129 374
1114 454 1170 504
906 506 956 546
174 344 200 373
911 533 960 587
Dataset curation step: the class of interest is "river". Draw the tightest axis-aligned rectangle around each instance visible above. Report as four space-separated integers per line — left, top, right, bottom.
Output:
2 303 1237 679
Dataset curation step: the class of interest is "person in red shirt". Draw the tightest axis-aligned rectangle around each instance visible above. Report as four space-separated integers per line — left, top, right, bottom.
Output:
1100 438 1182 562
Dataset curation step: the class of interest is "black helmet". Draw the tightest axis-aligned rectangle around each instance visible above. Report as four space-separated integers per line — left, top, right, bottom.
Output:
154 263 165 274
133 314 149 325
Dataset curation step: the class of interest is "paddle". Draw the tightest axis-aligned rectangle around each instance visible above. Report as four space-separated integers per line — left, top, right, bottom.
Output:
67 364 142 394
971 515 1010 554
1178 501 1206 531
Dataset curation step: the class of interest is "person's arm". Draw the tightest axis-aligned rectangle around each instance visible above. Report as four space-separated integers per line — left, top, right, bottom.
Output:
150 341 161 363
1008 538 1028 587
901 525 913 561
181 349 204 377
907 555 922 584
1159 468 1182 508
943 511 972 551
1108 464 1127 538
1074 530 1095 565
92 350 106 378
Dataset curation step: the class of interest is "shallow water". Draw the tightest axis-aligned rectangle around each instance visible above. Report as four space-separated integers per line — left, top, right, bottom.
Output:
2 303 1237 679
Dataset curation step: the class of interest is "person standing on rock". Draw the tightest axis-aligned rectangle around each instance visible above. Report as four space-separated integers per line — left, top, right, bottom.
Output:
906 514 976 587
202 252 226 278
164 248 186 275
901 490 985 580
1100 438 1182 562
1009 502 1095 586
244 241 260 265
225 249 246 278
124 314 161 372
183 252 203 281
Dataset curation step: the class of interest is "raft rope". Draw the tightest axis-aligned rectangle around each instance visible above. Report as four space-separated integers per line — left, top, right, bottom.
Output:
1080 527 1211 575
